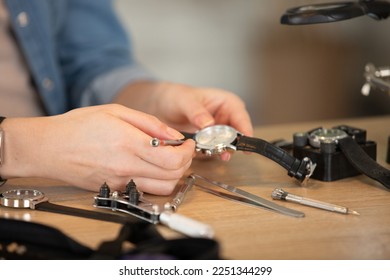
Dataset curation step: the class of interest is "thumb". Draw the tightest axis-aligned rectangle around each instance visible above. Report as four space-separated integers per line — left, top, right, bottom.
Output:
184 101 215 129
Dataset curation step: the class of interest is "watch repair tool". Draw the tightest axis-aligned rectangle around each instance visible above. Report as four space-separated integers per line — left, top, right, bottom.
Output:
181 125 316 184
362 63 390 96
271 188 360 215
164 174 195 212
0 189 137 224
280 0 390 25
293 125 390 189
94 180 214 239
191 173 305 218
150 138 185 147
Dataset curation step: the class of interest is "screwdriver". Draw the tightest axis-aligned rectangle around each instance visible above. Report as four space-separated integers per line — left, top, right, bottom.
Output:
271 188 360 215
150 138 185 147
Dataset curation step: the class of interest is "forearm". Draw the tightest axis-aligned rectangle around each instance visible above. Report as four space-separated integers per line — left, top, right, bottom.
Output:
0 117 54 180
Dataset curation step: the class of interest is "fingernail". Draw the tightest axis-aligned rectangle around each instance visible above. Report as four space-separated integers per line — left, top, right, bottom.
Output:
221 152 231 161
167 127 184 139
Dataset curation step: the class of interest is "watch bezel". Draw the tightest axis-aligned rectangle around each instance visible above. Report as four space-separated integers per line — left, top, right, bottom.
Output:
308 128 349 148
0 189 48 209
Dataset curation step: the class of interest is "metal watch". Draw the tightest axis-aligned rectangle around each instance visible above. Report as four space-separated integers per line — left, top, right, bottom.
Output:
0 189 47 209
182 125 316 183
194 125 239 155
0 189 136 224
308 128 349 148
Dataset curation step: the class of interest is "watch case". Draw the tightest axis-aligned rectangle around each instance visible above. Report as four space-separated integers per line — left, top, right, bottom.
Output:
292 125 377 181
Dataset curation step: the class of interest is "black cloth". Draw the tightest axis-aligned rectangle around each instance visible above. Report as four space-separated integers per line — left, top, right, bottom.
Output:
0 218 221 260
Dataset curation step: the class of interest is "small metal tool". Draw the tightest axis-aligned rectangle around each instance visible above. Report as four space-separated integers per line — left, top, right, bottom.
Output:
164 174 195 211
192 174 305 218
150 138 185 147
94 181 214 238
362 63 390 96
271 188 360 215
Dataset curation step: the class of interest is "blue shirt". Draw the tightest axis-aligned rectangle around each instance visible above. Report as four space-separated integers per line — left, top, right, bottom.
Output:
5 0 153 115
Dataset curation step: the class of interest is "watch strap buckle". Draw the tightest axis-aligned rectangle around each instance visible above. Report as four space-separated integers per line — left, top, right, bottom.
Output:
288 157 316 184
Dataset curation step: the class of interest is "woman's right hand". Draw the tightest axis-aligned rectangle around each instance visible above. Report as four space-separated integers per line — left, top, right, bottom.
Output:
0 104 195 195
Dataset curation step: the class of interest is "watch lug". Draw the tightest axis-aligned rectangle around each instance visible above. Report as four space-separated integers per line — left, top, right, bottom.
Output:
301 157 317 185
226 144 237 151
30 196 48 209
288 157 316 183
197 144 235 156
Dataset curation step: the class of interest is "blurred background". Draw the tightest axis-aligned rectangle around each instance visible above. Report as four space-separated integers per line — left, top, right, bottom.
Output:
114 0 390 125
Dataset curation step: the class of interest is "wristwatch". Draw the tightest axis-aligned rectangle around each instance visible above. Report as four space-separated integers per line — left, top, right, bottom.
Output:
308 128 349 148
296 126 390 189
0 189 137 224
181 125 316 183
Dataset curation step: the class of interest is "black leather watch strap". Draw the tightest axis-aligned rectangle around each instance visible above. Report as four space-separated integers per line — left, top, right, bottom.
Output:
338 136 390 189
36 201 138 224
235 135 310 182
181 130 311 182
180 131 195 140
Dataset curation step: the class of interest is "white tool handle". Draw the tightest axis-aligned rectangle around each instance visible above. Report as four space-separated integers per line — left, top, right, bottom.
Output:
159 211 214 239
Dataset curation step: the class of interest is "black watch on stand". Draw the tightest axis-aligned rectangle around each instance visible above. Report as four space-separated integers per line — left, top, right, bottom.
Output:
293 125 390 190
181 125 316 183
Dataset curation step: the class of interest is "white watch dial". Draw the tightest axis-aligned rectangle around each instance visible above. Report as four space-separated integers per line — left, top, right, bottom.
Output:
309 128 348 148
195 125 238 151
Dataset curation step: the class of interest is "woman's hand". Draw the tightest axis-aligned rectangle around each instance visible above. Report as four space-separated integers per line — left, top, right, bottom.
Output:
0 104 195 195
115 81 254 160
116 81 253 135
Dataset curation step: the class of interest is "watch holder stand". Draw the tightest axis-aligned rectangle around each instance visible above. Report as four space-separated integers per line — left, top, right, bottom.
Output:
292 125 376 181
280 0 390 180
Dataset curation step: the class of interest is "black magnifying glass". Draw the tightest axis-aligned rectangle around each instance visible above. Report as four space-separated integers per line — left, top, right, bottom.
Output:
281 0 390 25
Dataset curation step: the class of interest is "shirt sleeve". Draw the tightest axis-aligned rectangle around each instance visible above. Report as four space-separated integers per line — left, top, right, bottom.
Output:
57 0 155 109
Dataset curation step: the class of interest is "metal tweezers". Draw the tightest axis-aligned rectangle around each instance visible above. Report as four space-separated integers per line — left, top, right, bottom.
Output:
190 173 304 218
